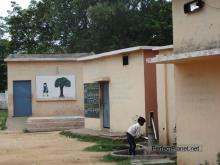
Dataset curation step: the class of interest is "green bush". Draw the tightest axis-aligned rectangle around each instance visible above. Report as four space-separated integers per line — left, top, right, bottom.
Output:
0 110 8 130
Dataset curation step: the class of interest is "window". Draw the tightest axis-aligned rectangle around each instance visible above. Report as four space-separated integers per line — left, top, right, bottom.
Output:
122 55 129 66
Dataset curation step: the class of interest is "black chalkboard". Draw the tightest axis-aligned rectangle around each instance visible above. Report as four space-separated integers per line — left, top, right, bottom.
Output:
84 83 100 118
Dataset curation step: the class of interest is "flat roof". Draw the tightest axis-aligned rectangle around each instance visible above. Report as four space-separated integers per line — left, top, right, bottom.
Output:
77 46 157 61
4 53 94 62
147 48 220 64
5 46 158 62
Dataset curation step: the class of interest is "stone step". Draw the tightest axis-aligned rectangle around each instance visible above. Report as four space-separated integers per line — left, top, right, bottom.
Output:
27 126 81 132
27 121 84 127
26 116 84 132
27 116 84 122
27 123 84 130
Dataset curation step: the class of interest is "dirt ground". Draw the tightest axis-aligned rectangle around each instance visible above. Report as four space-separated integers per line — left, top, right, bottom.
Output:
0 131 115 165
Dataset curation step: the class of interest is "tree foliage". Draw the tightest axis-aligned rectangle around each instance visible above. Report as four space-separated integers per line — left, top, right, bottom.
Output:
0 39 9 91
0 0 172 91
0 16 10 91
5 0 172 54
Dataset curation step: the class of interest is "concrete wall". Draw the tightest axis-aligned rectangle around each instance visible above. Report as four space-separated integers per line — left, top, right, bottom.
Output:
7 61 84 117
157 64 176 145
156 49 176 145
0 92 8 109
144 51 158 133
83 51 146 132
173 0 220 53
175 58 220 164
172 0 220 163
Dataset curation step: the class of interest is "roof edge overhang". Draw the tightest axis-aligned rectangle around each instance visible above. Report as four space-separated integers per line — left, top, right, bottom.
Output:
152 45 173 51
4 58 78 62
77 46 157 61
4 46 158 62
147 48 220 64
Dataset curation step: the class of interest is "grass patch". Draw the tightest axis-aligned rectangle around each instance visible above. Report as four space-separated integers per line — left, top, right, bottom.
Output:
60 131 124 144
61 131 130 164
61 131 176 165
60 131 127 152
117 160 131 165
0 110 8 130
84 144 128 152
144 163 176 165
102 154 131 165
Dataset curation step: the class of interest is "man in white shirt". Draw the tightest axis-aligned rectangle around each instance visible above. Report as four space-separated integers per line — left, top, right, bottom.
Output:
127 116 146 155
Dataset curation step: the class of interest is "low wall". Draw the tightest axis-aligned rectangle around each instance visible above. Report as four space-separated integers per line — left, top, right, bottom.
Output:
0 91 8 110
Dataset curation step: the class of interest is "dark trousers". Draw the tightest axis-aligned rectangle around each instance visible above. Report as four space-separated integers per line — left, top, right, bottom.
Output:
127 132 136 155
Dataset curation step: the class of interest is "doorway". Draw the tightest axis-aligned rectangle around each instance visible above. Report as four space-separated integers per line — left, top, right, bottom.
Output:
13 81 32 117
101 82 110 128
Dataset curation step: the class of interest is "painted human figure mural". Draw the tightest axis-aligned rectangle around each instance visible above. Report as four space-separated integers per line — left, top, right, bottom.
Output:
36 75 75 99
43 82 49 96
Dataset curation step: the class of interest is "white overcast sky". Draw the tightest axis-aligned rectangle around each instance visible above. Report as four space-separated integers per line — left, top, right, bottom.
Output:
0 0 33 17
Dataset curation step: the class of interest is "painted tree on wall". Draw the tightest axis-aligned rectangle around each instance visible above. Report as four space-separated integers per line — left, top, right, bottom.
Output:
54 77 71 97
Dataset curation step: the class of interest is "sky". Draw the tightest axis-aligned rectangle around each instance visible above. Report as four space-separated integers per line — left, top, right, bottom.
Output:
0 0 33 17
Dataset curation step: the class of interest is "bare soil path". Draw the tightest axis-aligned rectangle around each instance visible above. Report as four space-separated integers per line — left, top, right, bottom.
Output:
0 131 114 165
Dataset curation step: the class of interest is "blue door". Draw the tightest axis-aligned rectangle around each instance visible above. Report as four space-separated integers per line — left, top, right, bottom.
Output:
103 82 110 128
13 81 32 117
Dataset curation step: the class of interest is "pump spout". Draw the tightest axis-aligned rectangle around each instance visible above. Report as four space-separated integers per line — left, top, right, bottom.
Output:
147 112 157 146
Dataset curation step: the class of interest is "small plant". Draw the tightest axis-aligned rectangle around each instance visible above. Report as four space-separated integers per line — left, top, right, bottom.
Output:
217 153 220 165
102 154 131 165
204 160 209 165
199 160 209 165
23 129 30 133
0 110 8 130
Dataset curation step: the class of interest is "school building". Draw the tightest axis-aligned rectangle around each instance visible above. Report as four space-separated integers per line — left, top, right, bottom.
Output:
5 46 175 134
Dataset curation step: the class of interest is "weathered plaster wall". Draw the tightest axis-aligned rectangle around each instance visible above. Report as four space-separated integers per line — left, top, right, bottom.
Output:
156 48 176 145
7 61 84 117
173 0 220 53
157 64 176 145
83 51 146 132
175 58 220 164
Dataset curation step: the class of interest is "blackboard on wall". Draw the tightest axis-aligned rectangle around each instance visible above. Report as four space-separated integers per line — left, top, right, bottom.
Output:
84 83 100 118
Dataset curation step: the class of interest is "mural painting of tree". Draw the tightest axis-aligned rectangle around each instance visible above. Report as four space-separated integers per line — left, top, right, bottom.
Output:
55 77 71 97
